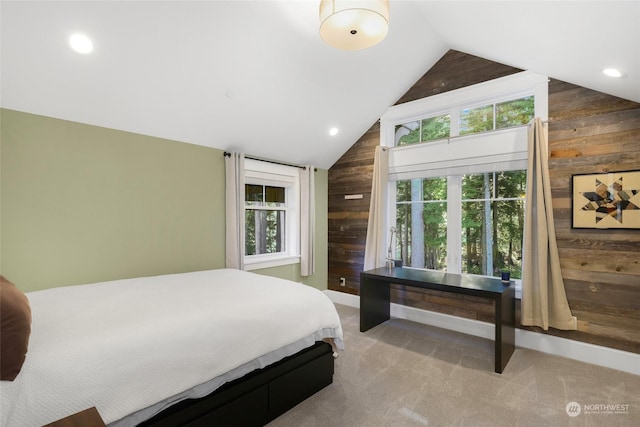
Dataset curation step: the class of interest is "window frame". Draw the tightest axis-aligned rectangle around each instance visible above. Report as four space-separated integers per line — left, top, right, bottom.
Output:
380 71 549 298
381 71 548 141
243 159 300 270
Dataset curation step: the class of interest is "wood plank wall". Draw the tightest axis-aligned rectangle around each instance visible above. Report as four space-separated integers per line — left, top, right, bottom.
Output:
327 50 640 354
542 80 640 352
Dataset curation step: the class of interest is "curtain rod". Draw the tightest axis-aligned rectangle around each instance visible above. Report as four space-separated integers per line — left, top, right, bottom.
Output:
223 151 316 171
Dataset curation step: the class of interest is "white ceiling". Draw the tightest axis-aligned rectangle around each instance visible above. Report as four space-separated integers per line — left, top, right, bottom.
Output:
2 1 639 170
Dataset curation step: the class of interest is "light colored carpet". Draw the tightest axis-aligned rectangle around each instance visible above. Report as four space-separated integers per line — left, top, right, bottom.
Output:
267 304 640 427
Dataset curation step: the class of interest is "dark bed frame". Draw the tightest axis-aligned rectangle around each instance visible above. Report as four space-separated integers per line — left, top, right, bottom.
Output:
138 341 334 427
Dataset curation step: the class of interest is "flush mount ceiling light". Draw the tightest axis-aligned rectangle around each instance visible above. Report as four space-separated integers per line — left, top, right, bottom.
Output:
319 0 389 50
69 33 93 54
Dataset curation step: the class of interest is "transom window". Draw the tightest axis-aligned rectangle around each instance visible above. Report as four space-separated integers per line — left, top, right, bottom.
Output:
395 95 535 147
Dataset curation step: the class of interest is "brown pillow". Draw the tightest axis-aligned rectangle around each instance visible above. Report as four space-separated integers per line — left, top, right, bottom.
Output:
1 275 32 381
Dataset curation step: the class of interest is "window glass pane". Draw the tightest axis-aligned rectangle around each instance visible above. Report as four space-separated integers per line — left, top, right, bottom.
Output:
396 180 411 202
424 176 448 201
422 201 448 270
460 104 493 135
496 96 534 129
395 116 451 147
245 184 263 204
395 200 411 261
421 114 450 142
462 173 494 200
461 199 485 275
460 171 526 279
495 170 527 199
395 121 420 146
494 199 524 280
265 186 285 206
245 209 285 255
395 178 447 270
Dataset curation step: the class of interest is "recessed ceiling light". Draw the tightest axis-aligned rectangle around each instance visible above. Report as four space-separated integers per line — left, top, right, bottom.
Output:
603 68 623 78
329 127 339 136
69 34 93 54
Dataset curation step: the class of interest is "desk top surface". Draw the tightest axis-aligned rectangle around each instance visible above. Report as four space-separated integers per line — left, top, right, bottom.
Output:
361 267 512 296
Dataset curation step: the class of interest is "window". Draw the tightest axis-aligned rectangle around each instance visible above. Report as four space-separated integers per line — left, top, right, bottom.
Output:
460 104 494 135
496 96 535 129
396 95 535 144
395 172 526 279
381 71 548 291
396 177 448 270
459 95 534 136
460 171 526 278
245 184 286 256
244 160 300 270
395 114 451 146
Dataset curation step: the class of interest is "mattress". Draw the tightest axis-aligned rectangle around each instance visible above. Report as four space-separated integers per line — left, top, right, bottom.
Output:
0 269 344 426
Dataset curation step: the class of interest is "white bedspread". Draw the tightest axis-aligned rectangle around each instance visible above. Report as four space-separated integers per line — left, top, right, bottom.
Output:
0 269 343 426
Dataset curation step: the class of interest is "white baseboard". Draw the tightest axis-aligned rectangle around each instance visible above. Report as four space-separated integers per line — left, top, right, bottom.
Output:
324 290 640 376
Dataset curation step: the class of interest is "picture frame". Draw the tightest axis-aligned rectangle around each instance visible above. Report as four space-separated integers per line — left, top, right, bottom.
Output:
571 170 640 229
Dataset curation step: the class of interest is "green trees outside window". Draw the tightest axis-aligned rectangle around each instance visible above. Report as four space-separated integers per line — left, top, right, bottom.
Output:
460 171 526 278
395 171 525 279
395 114 450 146
460 96 534 135
396 178 447 270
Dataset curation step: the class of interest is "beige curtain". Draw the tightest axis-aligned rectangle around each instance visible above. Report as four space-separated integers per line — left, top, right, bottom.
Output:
363 146 389 271
300 165 315 277
225 152 245 270
522 118 577 330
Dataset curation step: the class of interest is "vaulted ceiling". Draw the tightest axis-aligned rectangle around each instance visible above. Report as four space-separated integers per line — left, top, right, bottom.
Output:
2 1 639 169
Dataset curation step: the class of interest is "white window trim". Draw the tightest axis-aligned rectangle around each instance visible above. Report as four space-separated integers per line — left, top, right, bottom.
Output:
244 159 300 270
380 71 549 299
244 254 301 271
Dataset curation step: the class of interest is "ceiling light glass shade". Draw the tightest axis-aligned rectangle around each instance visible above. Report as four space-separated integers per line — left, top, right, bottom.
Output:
319 0 389 50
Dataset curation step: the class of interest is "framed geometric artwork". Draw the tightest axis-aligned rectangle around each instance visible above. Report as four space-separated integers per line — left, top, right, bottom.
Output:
571 170 640 229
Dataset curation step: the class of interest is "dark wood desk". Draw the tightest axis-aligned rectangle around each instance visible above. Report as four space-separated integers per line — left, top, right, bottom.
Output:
360 267 515 374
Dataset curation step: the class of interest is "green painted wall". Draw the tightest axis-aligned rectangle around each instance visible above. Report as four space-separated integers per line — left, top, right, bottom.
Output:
0 109 328 292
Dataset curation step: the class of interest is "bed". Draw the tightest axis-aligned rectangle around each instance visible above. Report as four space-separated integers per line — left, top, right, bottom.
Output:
0 269 344 426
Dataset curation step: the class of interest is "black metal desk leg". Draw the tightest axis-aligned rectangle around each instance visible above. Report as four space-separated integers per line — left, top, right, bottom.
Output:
494 285 516 373
360 276 391 332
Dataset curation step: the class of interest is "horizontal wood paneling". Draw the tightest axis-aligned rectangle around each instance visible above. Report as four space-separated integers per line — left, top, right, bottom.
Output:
395 50 523 104
328 122 378 292
546 78 640 352
328 50 640 354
